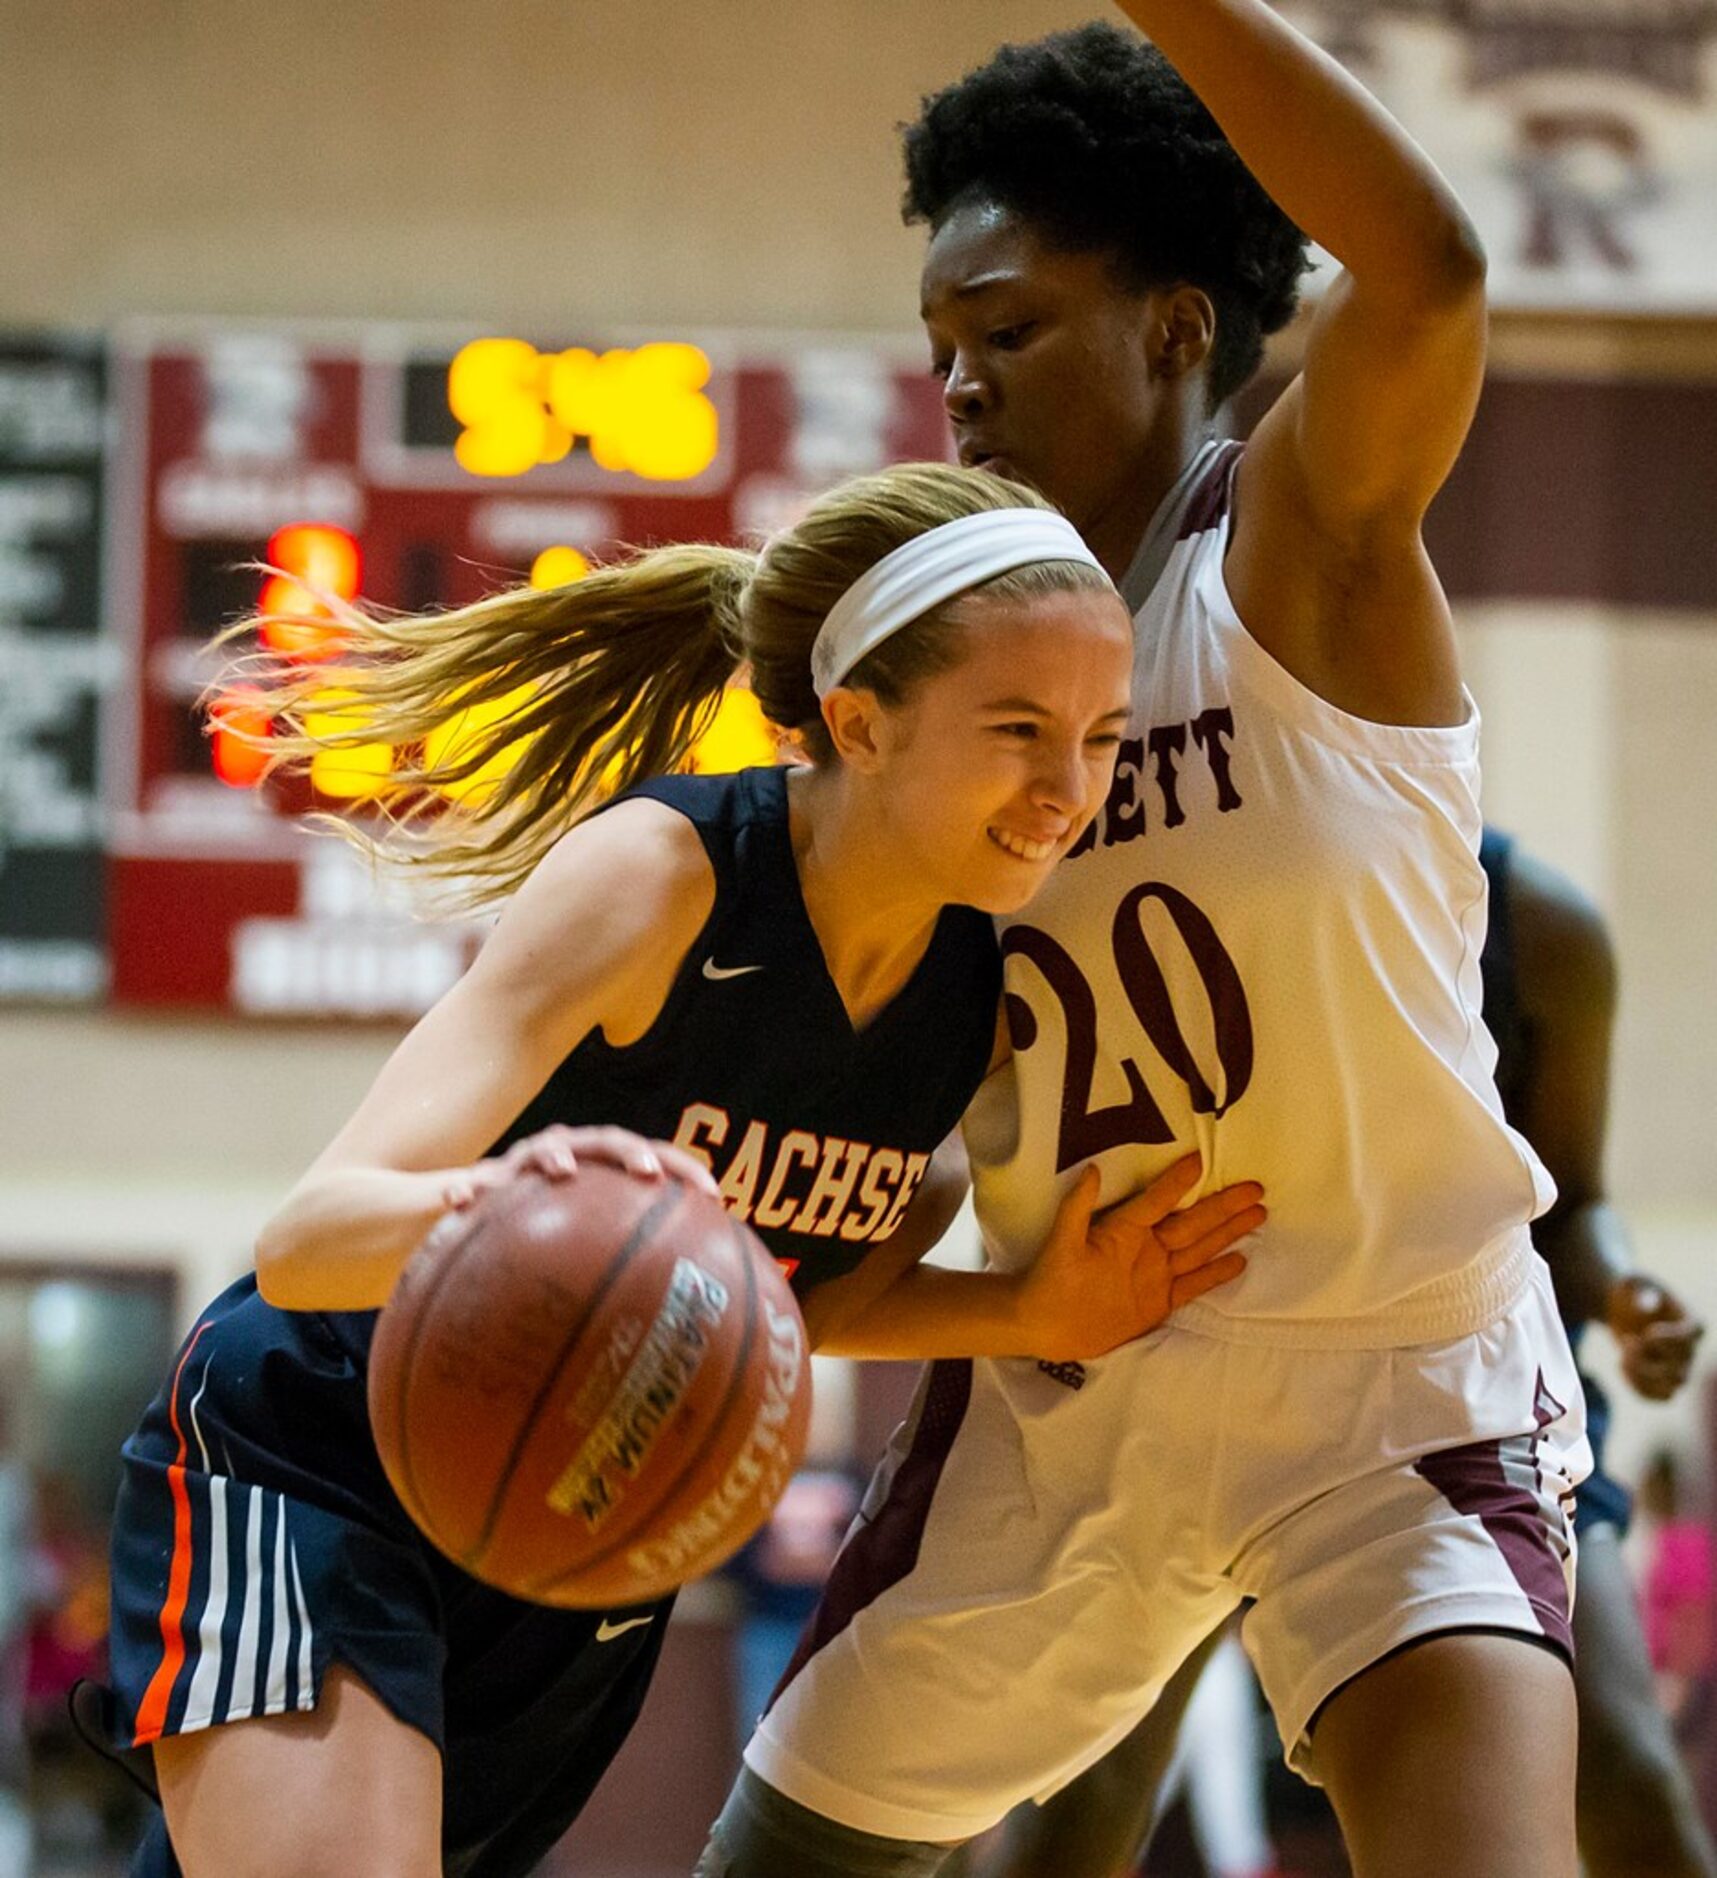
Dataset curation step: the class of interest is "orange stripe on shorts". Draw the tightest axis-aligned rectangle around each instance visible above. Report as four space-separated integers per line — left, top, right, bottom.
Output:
133 1320 213 1746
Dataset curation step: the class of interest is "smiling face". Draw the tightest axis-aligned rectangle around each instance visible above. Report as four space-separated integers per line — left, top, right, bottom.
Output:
921 198 1209 574
848 582 1134 915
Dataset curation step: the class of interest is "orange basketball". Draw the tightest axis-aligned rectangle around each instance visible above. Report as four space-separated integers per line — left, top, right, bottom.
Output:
368 1166 812 1607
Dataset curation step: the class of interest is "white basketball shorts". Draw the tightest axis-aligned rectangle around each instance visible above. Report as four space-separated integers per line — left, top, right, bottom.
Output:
746 1249 1588 1843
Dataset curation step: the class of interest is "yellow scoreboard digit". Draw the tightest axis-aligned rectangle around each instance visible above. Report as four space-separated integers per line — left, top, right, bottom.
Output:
447 338 719 482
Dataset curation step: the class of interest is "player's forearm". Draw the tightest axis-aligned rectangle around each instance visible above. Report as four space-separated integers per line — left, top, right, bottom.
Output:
802 1138 971 1351
814 1266 1033 1360
1534 1198 1633 1328
1114 0 1484 300
255 1167 453 1311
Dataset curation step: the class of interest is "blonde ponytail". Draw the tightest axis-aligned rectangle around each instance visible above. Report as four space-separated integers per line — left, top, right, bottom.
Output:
221 460 1107 907
224 543 752 904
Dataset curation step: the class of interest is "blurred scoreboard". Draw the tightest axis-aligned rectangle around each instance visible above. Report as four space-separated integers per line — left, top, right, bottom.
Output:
71 323 948 1017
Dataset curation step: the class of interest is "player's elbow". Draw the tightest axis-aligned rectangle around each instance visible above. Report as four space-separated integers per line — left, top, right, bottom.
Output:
1367 200 1487 316
1416 208 1488 307
253 1221 298 1307
254 1206 320 1309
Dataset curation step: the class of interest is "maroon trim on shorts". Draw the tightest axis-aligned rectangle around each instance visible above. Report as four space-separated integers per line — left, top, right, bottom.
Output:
1176 441 1245 541
1413 1399 1574 1658
764 1359 973 1713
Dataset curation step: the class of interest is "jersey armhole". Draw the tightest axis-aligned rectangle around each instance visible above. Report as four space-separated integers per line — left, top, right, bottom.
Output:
585 790 736 1058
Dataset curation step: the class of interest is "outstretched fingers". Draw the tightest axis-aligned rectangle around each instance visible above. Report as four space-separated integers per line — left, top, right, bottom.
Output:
1168 1204 1267 1275
1103 1153 1205 1230
1169 1252 1248 1311
1094 1161 1264 1250
1154 1181 1266 1253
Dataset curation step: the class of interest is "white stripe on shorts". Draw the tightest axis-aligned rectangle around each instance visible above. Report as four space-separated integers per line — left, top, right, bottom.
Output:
179 1473 229 1732
224 1486 265 1721
187 1369 213 1475
158 1468 316 1730
289 1540 315 1712
264 1497 292 1715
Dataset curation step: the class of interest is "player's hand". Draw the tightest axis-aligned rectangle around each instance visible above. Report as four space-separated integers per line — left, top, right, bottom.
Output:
1607 1273 1704 1402
1017 1155 1264 1363
440 1124 722 1210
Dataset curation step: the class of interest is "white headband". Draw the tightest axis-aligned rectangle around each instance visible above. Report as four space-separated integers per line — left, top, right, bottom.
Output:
808 508 1112 698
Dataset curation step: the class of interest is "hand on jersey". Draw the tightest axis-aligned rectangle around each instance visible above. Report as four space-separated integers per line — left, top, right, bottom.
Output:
1019 1155 1265 1364
1606 1273 1704 1402
438 1123 722 1212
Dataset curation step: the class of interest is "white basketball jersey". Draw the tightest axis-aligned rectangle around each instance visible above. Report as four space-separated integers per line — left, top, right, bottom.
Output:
965 442 1555 1347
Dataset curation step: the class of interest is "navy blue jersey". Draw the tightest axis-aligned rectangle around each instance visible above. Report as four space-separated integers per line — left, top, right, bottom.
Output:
497 765 1000 1291
96 763 1003 1877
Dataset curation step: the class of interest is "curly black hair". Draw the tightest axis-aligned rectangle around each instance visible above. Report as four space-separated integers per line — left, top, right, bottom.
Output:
903 21 1311 409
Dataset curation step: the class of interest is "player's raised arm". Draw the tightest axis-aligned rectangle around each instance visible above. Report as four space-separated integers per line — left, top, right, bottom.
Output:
254 801 719 1312
1116 0 1485 722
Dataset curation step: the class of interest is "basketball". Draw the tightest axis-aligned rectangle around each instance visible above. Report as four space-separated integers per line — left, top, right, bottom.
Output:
368 1166 812 1607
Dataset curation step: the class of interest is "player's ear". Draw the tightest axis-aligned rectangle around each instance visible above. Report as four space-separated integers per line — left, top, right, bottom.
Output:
1149 285 1216 383
820 687 888 772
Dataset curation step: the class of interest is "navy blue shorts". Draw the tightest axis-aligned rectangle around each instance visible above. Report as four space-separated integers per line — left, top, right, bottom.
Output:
1572 1365 1632 1538
100 1277 672 1878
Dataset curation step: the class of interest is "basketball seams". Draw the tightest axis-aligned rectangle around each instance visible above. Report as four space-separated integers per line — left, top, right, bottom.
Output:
464 1181 689 1574
523 1211 765 1599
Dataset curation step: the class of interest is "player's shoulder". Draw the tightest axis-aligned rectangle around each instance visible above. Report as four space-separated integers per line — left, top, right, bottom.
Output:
622 764 781 827
545 791 715 893
477 795 717 1012
613 765 797 894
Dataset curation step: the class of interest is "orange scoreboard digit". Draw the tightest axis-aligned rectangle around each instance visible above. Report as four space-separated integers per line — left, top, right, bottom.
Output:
104 325 948 1016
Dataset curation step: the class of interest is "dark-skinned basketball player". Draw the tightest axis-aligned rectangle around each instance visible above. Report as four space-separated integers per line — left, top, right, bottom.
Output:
699 8 1592 1876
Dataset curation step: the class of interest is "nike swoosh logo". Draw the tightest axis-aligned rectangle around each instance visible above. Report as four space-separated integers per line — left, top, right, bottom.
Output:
702 959 764 981
595 1614 656 1643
